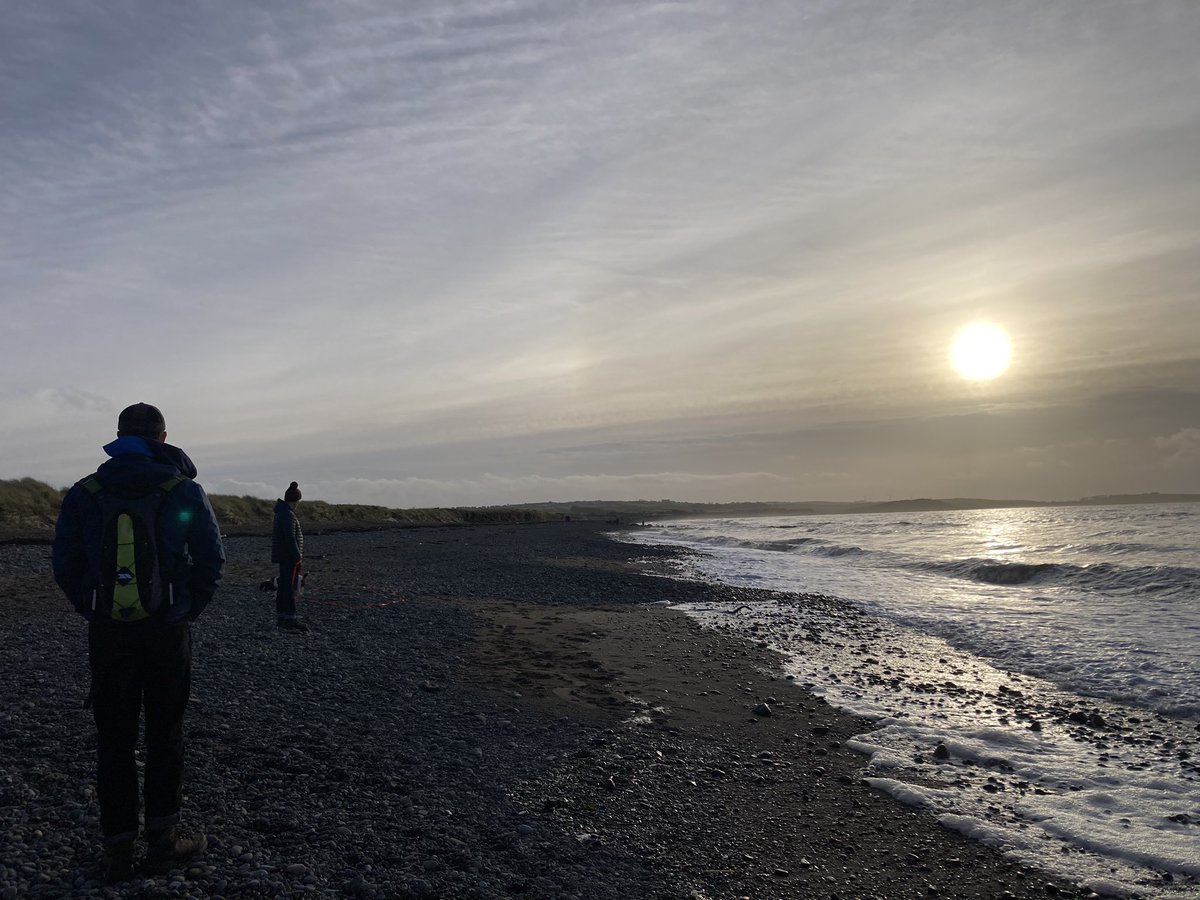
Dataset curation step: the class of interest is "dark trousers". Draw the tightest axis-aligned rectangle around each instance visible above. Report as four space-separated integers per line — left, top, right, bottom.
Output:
88 619 192 843
275 559 301 621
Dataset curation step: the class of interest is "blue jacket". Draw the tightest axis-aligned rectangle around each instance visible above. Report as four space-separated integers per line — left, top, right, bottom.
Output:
52 437 225 623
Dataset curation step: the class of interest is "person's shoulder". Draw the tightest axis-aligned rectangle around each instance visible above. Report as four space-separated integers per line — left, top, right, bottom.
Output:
64 473 94 494
175 478 212 502
58 477 93 510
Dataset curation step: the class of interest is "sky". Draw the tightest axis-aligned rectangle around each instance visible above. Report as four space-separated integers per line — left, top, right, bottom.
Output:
2 0 1199 507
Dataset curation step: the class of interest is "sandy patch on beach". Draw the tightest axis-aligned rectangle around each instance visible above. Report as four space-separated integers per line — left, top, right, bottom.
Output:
460 595 1089 899
465 598 814 733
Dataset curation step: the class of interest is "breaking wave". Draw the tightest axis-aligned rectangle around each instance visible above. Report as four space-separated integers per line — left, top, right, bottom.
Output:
668 531 1198 597
910 557 1199 596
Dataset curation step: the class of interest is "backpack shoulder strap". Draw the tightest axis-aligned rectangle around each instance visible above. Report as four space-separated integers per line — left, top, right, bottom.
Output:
159 474 187 493
80 473 185 496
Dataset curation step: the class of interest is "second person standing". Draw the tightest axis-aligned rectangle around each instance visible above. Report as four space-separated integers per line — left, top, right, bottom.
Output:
272 481 305 632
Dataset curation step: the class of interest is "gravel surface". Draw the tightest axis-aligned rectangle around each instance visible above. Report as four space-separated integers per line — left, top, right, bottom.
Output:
0 523 1095 898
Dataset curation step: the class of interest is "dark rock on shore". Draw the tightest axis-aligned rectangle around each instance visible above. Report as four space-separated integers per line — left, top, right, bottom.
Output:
1 523 1091 898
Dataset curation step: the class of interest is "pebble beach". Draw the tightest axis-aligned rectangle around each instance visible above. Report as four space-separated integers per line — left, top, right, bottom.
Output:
1 522 1097 899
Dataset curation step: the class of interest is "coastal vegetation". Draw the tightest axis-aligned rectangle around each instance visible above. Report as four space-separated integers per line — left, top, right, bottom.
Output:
0 478 558 542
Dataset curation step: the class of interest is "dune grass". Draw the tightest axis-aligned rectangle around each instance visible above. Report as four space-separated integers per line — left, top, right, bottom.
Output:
0 478 558 541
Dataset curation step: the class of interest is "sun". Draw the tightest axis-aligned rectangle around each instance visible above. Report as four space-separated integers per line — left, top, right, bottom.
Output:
951 323 1012 381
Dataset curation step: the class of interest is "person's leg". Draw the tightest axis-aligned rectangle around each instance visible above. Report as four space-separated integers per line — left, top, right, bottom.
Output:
275 560 296 623
276 560 306 630
142 621 190 831
142 620 206 872
89 622 143 844
89 621 143 881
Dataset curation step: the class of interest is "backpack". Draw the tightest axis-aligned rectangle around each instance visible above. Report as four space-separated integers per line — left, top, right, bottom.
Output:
80 473 187 622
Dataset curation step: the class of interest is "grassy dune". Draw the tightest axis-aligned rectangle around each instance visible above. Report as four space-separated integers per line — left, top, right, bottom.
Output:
0 477 560 542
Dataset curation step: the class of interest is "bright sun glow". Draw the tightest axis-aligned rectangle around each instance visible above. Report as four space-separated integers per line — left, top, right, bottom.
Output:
951 323 1012 380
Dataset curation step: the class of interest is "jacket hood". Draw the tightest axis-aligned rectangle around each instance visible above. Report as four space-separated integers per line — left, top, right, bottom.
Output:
102 436 198 479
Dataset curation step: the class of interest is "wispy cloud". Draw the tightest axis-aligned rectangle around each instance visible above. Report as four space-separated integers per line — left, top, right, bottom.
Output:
1155 428 1200 470
3 1 1199 502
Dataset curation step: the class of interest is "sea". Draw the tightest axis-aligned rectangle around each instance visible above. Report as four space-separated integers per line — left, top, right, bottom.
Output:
618 503 1200 899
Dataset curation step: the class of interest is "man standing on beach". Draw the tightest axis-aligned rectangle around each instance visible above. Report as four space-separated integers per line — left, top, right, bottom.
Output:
52 403 224 882
272 481 306 632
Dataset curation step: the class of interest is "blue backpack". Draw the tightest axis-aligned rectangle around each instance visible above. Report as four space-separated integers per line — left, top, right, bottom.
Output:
79 474 186 621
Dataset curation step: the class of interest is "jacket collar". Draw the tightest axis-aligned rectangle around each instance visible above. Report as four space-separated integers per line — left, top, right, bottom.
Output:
102 436 198 479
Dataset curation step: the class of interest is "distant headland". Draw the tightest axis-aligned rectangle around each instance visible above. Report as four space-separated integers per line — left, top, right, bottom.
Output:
495 492 1200 522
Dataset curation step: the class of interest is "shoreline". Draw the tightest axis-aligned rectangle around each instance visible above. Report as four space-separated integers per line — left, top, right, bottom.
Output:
622 514 1200 899
1 522 1095 898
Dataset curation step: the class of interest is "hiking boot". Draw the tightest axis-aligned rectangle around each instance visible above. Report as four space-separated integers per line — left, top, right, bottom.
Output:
102 839 135 884
142 826 207 875
278 618 309 633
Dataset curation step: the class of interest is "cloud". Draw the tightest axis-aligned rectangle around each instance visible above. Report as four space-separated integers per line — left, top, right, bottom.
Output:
1154 428 1200 469
0 387 113 430
3 2 1200 503
204 478 282 500
35 387 112 414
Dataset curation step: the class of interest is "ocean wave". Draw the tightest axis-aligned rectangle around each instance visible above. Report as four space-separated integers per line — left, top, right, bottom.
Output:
1072 541 1192 555
685 535 825 552
911 557 1200 594
814 544 868 558
683 534 870 557
625 507 1200 738
770 537 868 558
970 562 1062 585
767 537 837 552
913 560 1063 585
1069 563 1200 596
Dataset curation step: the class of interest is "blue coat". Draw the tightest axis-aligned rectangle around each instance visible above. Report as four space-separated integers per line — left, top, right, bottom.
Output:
52 437 225 622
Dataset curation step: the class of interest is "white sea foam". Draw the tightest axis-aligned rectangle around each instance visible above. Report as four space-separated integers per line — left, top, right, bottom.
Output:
620 505 1200 898
863 777 932 809
682 596 1200 896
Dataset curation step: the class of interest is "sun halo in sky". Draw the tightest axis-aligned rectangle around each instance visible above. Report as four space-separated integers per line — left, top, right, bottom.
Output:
951 322 1012 381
